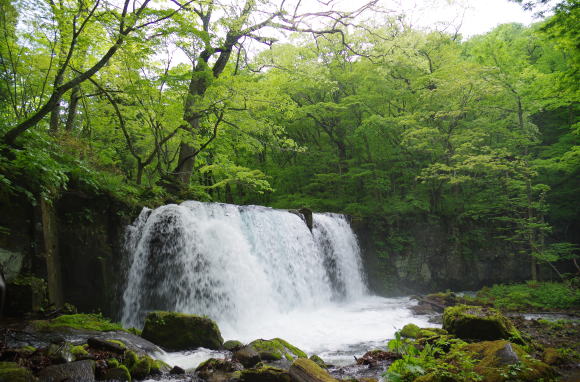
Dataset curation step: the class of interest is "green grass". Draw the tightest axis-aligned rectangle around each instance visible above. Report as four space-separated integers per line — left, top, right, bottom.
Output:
476 282 580 311
34 313 126 332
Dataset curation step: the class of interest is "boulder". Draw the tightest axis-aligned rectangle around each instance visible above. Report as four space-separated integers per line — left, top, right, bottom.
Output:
399 323 421 338
47 342 74 363
38 359 96 382
355 350 400 366
234 345 261 368
196 358 243 381
308 355 327 369
240 366 291 382
442 305 523 342
224 340 244 351
87 337 126 354
0 362 34 382
100 366 131 381
141 311 223 350
464 340 556 381
249 338 307 362
289 359 338 382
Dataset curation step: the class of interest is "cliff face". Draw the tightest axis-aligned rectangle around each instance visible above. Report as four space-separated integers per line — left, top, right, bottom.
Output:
0 191 136 316
351 217 533 295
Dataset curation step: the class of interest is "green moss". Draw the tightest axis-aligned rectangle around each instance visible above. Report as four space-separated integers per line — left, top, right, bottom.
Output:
141 311 223 350
464 340 556 382
71 344 89 358
33 313 125 332
240 365 291 382
290 358 336 382
0 362 34 382
19 346 36 354
107 339 127 350
224 340 244 351
443 305 523 343
399 323 421 338
108 358 120 368
130 357 151 379
123 350 139 369
309 354 327 368
250 338 307 361
103 365 131 382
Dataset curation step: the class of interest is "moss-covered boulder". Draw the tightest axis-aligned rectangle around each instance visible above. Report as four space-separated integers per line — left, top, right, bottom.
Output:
249 338 306 362
399 323 421 338
141 311 223 350
464 340 556 382
101 366 131 381
196 358 243 381
240 366 291 382
309 355 327 369
289 358 338 382
442 305 523 342
224 340 244 351
0 362 34 382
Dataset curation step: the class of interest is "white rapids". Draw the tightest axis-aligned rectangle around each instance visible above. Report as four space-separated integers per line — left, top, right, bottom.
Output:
121 201 436 369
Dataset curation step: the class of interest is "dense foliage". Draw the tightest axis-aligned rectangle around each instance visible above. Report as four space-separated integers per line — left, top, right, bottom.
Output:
0 0 578 279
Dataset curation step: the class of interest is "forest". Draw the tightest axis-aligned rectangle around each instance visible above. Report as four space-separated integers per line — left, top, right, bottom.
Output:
0 0 579 381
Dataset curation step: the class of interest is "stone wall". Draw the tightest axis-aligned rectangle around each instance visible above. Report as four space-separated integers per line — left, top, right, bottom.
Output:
0 191 136 316
352 216 534 296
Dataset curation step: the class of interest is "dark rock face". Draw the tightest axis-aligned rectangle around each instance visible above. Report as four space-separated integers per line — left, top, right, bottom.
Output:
351 217 533 295
0 191 135 316
37 359 96 382
141 311 224 351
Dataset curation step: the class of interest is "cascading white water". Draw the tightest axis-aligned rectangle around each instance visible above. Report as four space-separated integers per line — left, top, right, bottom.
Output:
121 201 367 329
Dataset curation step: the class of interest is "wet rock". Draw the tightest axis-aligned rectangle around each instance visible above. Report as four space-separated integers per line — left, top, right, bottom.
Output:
141 311 223 351
224 340 244 351
249 338 307 362
234 345 261 368
87 337 126 354
100 366 131 381
170 365 185 374
47 342 74 363
240 366 291 382
289 358 338 382
196 358 243 381
5 277 46 317
38 359 95 382
355 350 400 366
0 361 35 382
443 305 523 342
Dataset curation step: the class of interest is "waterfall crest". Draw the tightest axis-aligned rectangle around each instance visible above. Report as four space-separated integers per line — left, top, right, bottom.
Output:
121 201 367 328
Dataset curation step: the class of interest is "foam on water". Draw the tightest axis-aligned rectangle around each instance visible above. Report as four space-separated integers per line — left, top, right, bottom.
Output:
121 201 436 370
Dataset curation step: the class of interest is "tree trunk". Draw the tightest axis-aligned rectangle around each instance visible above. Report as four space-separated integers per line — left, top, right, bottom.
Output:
64 86 81 131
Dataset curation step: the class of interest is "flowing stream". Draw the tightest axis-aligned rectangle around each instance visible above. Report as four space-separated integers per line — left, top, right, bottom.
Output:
121 201 434 369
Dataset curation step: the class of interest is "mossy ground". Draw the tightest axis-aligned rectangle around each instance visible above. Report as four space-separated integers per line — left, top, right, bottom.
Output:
33 313 125 332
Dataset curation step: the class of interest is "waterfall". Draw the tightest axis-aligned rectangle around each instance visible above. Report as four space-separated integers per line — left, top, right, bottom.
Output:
121 201 367 329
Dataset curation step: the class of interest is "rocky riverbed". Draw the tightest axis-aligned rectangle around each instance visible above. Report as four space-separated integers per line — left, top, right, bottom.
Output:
1 296 579 382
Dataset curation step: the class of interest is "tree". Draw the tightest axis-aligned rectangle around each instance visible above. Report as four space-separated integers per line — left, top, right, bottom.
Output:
1 0 191 146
